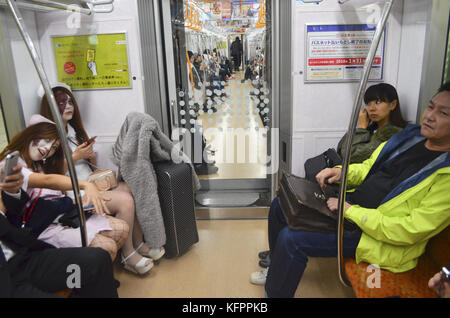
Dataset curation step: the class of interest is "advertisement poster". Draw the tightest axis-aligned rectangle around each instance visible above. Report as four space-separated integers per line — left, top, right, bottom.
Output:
209 1 222 20
221 0 232 21
53 33 131 90
305 24 386 82
231 0 260 20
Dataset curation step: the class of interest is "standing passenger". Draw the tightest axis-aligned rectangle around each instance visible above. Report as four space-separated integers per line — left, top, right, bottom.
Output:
231 37 243 72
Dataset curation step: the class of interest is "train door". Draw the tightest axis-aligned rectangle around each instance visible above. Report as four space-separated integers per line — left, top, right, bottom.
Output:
161 0 275 215
0 8 27 149
416 0 450 121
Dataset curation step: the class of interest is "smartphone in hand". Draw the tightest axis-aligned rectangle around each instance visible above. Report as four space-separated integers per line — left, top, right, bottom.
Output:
86 136 97 145
83 204 95 213
1 151 19 183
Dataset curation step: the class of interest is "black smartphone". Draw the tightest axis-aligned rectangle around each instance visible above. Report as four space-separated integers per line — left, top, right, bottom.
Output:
1 151 19 183
442 266 450 282
83 204 95 213
86 136 97 145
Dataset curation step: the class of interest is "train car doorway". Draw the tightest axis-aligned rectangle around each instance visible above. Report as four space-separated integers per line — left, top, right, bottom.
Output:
161 0 275 214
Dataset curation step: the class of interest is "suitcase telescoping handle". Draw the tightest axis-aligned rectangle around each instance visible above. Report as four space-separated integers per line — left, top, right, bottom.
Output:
336 0 395 287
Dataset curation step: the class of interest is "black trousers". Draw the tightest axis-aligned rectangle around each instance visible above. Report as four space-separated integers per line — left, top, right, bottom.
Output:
11 247 118 298
232 55 241 71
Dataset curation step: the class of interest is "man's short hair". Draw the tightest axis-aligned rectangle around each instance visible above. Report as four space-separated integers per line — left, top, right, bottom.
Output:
438 81 450 94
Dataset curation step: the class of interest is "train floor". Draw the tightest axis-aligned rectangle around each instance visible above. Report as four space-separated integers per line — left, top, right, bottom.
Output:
113 215 356 298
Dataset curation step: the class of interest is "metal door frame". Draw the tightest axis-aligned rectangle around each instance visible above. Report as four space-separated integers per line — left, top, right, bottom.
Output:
159 0 279 205
0 9 26 139
417 0 450 122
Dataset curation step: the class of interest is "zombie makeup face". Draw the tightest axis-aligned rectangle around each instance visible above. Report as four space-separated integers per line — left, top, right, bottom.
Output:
28 139 59 162
54 90 74 121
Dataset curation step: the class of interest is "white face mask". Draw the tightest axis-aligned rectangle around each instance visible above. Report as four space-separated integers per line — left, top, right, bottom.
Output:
62 104 74 121
55 92 74 121
28 139 56 162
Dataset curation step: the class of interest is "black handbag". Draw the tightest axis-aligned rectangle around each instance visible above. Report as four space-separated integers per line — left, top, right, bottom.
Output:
58 208 93 229
277 172 358 233
304 148 342 182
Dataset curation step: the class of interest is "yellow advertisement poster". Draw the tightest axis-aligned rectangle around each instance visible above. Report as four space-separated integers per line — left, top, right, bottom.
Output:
53 33 131 90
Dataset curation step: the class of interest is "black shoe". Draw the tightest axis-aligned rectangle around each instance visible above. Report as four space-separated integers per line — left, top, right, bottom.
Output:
258 250 270 259
259 256 270 268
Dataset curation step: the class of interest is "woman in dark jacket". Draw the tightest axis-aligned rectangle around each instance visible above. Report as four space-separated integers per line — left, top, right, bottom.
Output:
304 83 408 182
336 83 408 163
258 83 408 269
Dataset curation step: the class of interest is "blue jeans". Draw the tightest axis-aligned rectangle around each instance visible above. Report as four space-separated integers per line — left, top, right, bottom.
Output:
265 198 362 298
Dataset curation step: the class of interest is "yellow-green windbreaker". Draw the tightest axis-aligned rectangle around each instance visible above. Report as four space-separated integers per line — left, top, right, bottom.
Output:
344 125 450 273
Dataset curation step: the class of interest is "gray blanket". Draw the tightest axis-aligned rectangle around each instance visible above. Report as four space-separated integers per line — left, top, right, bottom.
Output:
111 112 200 248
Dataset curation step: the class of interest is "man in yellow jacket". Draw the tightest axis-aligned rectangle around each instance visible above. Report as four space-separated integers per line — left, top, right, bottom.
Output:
257 82 450 298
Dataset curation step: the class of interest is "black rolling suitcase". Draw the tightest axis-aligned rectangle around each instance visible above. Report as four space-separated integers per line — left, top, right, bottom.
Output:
154 161 199 258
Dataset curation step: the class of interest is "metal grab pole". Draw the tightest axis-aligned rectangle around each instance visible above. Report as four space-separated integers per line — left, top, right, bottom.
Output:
7 0 88 247
336 0 395 287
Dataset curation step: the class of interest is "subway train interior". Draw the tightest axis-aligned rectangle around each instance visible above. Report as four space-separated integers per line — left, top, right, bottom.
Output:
0 0 449 300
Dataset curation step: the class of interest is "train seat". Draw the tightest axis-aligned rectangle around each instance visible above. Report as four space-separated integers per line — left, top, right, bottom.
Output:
344 226 449 298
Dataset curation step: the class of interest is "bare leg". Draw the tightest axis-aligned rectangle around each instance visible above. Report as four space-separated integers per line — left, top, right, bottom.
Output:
89 234 118 261
132 218 164 258
113 183 164 257
99 216 129 250
104 182 151 267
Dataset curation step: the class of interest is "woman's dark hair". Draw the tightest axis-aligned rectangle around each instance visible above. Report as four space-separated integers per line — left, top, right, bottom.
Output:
0 122 64 174
363 83 408 130
40 86 90 146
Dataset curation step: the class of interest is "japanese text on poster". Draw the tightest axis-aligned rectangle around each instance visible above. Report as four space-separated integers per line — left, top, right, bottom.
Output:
305 24 386 82
53 33 131 90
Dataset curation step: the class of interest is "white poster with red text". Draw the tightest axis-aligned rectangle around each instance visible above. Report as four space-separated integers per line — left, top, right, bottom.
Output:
305 24 386 82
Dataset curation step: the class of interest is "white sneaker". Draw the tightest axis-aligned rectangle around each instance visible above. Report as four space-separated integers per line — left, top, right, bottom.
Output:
250 268 268 285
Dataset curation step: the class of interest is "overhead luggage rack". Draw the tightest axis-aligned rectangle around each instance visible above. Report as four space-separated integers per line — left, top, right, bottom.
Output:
0 0 114 14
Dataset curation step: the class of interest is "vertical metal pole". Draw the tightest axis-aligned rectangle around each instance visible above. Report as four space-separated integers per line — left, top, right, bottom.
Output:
7 0 88 247
337 0 395 287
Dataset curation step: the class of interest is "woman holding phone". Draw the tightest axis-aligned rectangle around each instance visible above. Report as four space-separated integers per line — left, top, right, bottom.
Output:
0 119 129 263
335 83 409 163
40 85 163 275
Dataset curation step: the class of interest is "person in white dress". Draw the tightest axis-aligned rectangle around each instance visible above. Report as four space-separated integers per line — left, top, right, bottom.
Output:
40 84 165 275
0 117 127 262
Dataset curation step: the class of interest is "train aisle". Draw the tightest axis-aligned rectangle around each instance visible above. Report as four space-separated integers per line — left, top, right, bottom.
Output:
197 71 267 180
113 217 355 298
